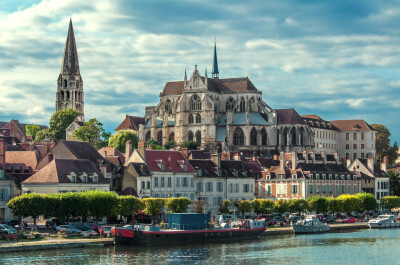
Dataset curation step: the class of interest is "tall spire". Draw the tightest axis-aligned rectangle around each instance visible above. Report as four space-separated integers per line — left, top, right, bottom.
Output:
212 38 219 79
61 19 80 75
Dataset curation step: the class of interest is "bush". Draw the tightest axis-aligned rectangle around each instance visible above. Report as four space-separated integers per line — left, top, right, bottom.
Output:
181 140 198 150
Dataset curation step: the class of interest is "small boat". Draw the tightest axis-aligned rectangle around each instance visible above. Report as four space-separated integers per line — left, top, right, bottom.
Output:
292 215 330 234
368 215 400 228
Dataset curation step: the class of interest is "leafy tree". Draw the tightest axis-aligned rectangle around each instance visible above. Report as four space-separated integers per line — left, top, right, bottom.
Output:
388 170 400 196
192 200 206 213
36 109 80 141
26 124 41 141
166 197 192 213
7 193 46 224
218 199 231 214
142 198 166 223
109 130 138 153
288 199 308 214
371 124 399 164
307 196 328 213
251 199 274 215
233 200 240 212
163 140 176 150
274 200 289 214
337 195 362 212
238 200 252 216
118 196 144 219
72 118 111 149
85 190 119 218
355 193 377 211
327 197 342 214
181 140 198 150
380 196 400 210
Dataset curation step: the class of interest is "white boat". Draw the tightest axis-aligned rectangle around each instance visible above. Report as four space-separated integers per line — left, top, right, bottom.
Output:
292 215 330 234
368 215 400 228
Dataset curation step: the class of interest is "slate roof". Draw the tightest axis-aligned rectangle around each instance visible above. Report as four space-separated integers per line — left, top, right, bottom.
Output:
61 19 80 75
115 115 145 132
188 159 219 178
129 162 152 176
297 163 350 173
189 150 211 160
357 158 388 178
220 160 256 178
302 115 339 131
120 187 138 196
330 120 375 131
23 159 107 184
275 109 305 125
145 150 196 173
257 157 280 169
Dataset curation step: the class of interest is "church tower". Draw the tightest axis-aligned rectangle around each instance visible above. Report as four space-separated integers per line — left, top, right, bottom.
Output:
55 19 84 121
212 40 219 79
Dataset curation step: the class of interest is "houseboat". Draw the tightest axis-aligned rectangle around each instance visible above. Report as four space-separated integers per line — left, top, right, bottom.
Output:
368 215 400 228
292 215 330 234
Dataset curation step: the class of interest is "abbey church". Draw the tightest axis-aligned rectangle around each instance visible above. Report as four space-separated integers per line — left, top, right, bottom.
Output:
139 43 315 154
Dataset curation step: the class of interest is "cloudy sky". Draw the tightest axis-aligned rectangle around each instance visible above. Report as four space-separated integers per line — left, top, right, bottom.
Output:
0 0 399 143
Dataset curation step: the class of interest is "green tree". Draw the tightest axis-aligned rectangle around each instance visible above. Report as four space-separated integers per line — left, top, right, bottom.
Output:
288 199 308 214
26 124 41 141
72 118 100 146
108 130 139 153
380 196 400 210
307 196 328 213
371 124 399 164
355 193 377 211
118 196 144 219
274 200 289 214
337 194 362 212
35 109 80 141
388 170 400 196
251 199 274 215
218 199 231 214
35 129 51 141
166 197 192 213
163 140 176 150
327 197 342 214
142 198 166 223
85 190 119 218
233 200 240 212
7 193 46 225
237 200 252 216
146 139 162 149
181 140 198 150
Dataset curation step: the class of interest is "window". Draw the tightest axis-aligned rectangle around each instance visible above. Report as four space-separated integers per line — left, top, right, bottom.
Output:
353 153 357 161
353 133 357 140
354 185 358 193
291 184 298 194
157 163 165 170
165 99 172 114
316 185 320 194
190 94 201 110
70 175 77 183
206 182 213 192
346 144 350 150
196 114 201 123
341 184 345 194
154 177 159 187
261 129 267 145
176 177 181 187
250 97 255 112
250 128 257 145
329 185 333 194
346 153 349 160
157 131 162 144
187 131 194 141
361 132 364 140
235 183 240 193
161 177 165 187
226 98 235 112
0 170 4 178
0 189 8 200
243 184 249 193
188 114 194 124
361 144 364 149
141 181 145 189
335 184 339 194
195 131 201 145
233 128 244 146
239 97 245 112
346 133 349 140
292 174 297 179
217 182 223 192
229 183 233 193
93 175 99 183
147 181 151 189
266 185 271 195
197 182 204 192
191 178 194 187
276 184 287 195
183 177 188 187
353 144 357 149
309 185 314 194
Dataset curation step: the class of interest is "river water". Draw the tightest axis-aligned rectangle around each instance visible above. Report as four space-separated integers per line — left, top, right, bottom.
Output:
1 229 400 265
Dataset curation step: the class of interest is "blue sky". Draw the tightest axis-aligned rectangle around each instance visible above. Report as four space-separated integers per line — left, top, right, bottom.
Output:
0 0 399 143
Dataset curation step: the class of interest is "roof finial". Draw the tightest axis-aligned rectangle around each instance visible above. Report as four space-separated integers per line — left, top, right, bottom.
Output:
212 37 219 79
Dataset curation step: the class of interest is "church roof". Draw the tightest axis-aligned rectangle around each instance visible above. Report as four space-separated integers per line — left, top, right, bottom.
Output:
61 19 80 75
329 120 374 131
275 108 305 125
217 113 269 126
115 115 145 132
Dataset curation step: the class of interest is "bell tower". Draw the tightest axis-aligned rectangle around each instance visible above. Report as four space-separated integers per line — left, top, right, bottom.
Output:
55 19 84 121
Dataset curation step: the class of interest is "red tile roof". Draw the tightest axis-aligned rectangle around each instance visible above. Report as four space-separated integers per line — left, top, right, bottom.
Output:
98 147 125 165
5 151 39 171
145 150 196 173
330 120 374 131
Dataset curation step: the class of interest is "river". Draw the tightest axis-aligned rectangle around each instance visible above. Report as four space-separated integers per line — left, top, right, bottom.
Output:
1 229 400 264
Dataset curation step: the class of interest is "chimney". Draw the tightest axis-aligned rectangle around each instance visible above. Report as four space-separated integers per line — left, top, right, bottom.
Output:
321 151 327 164
211 153 221 168
346 157 351 168
125 140 132 162
311 150 315 164
367 156 374 173
303 150 308 164
101 162 107 178
334 152 339 165
221 153 229 161
138 141 146 161
252 152 256 161
0 138 7 169
181 147 188 158
48 151 54 164
234 152 240 161
381 156 388 172
280 151 285 170
273 154 279 160
104 151 108 157
291 151 297 170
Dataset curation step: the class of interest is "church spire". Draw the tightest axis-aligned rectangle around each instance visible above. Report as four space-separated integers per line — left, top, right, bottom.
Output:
212 39 219 79
61 19 80 75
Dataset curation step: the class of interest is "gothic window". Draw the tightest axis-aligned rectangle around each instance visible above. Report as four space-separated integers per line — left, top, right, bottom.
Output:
60 91 64 101
165 99 172 114
196 131 201 145
226 98 235 112
64 79 67 88
67 91 70 100
261 128 267 145
169 132 174 141
291 128 296 146
145 131 151 142
65 103 69 109
188 131 194 141
157 131 163 145
299 127 304 146
250 97 256 112
233 128 244 146
76 80 79 89
188 114 194 124
239 97 245 112
250 128 257 146
196 114 201 123
75 91 78 101
190 94 201 111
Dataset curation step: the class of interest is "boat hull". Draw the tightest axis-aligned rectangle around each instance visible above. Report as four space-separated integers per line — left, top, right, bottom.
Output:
292 225 330 234
368 223 400 229
113 227 266 246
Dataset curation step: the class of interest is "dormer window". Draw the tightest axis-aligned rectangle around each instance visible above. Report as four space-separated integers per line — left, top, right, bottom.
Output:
0 170 4 179
353 175 357 180
93 175 99 183
322 174 326 179
347 175 351 180
309 174 313 179
181 165 187 171
292 174 297 179
70 174 77 183
266 175 271 180
335 174 339 179
316 174 320 179
82 174 88 183
340 175 345 180
197 169 202 176
329 174 332 179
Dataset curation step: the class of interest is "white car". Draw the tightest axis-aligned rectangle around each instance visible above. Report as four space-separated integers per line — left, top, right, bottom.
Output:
56 225 82 234
0 224 17 234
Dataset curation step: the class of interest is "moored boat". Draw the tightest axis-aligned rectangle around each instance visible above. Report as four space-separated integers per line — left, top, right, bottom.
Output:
292 215 330 234
368 215 400 228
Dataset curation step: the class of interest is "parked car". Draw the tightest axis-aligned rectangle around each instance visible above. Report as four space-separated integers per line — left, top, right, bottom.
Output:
289 213 300 221
2 219 27 228
56 225 82 234
70 222 93 231
85 222 103 232
46 218 64 227
342 217 357 223
0 224 17 234
268 219 278 225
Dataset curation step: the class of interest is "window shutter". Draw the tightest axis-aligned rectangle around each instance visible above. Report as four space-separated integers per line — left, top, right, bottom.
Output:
5 188 8 200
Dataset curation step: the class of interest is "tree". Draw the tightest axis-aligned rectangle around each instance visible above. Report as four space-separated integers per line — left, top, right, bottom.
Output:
72 118 100 146
355 193 377 211
337 195 362 212
166 197 192 213
118 196 144 221
371 124 399 164
85 190 119 218
380 196 400 210
388 170 400 196
237 200 252 216
274 200 289 214
307 196 328 213
35 109 80 141
181 140 198 150
192 200 206 213
218 199 231 214
108 130 139 153
288 199 308 214
142 198 166 223
251 199 274 215
163 140 176 150
26 124 40 141
7 193 46 225
327 197 342 214
146 139 163 150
